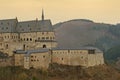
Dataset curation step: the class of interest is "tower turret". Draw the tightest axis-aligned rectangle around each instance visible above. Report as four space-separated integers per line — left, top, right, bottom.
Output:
42 9 44 21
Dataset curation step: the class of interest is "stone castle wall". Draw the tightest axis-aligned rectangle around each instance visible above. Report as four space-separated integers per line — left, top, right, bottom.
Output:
14 49 104 69
52 49 104 67
0 31 57 56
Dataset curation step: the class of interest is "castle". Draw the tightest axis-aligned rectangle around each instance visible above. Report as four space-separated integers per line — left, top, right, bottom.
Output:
0 10 104 69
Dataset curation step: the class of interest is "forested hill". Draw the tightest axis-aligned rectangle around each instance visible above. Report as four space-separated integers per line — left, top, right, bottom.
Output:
53 19 120 51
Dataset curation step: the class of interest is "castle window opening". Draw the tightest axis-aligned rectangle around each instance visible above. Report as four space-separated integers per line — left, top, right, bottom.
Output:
27 38 29 41
42 37 45 40
31 56 33 58
43 55 45 58
88 50 95 54
46 37 49 39
6 44 8 49
61 58 63 60
43 44 46 48
30 38 32 41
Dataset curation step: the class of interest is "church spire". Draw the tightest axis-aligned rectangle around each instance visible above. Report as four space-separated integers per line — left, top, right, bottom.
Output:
42 9 44 21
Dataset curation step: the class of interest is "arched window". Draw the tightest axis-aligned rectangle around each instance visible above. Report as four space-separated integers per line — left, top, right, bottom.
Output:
23 44 25 50
30 38 32 41
27 38 29 41
6 44 8 49
43 44 46 48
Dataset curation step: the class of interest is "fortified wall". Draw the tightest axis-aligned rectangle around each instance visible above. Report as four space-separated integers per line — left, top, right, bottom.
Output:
14 48 104 69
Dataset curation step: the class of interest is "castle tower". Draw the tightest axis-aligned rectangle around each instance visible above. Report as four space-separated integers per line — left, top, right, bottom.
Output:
42 9 44 21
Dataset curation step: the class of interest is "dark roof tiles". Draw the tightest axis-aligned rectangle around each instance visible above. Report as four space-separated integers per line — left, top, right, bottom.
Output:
0 18 53 33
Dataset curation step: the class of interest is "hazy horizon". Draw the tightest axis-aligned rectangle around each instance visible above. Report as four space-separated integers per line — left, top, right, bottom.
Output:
0 0 120 24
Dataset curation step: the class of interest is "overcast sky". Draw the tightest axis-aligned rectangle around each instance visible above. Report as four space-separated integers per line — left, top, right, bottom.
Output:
0 0 120 24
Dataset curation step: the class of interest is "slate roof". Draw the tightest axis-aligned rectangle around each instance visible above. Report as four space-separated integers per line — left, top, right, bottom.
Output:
0 18 17 33
52 47 103 53
0 18 53 33
14 49 49 57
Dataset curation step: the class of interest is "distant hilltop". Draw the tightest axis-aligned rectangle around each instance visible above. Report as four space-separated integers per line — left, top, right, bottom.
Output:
54 19 120 51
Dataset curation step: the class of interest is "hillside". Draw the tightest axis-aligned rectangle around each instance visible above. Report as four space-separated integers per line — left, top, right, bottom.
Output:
105 45 120 70
54 19 120 51
0 64 120 80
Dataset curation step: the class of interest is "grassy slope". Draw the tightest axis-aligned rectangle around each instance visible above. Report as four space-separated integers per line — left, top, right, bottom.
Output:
0 64 120 80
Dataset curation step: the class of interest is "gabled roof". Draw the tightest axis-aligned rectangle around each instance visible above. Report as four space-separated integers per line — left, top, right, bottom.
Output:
16 20 37 32
0 18 53 33
16 19 53 33
36 20 53 31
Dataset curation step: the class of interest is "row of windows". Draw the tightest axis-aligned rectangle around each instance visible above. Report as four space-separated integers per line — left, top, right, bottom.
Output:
0 22 10 25
31 56 46 62
3 36 18 39
20 37 55 41
21 38 32 41
31 55 45 58
38 37 55 40
0 27 9 30
31 59 39 62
